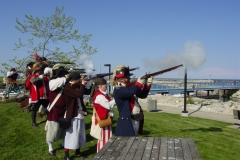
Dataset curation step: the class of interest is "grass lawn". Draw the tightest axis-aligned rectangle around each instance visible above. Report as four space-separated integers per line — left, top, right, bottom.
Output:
0 102 240 160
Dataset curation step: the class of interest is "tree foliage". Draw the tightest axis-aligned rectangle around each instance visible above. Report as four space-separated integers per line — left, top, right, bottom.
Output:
1 6 97 75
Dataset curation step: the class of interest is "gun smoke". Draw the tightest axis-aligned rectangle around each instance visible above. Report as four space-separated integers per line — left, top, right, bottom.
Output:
78 53 95 75
142 41 206 75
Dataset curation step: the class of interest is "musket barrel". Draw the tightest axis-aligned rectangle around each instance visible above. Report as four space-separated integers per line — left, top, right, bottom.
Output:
141 64 183 79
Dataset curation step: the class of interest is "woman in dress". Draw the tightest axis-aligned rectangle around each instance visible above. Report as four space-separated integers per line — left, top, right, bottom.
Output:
90 78 116 152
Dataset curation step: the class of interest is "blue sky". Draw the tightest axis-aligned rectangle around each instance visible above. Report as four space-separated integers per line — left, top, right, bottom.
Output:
0 0 239 79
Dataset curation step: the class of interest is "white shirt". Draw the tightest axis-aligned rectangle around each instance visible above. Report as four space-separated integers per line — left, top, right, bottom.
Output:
49 77 66 91
94 90 116 117
6 71 20 79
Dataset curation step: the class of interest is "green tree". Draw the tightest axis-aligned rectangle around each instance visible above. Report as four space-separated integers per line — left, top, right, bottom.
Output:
1 6 97 75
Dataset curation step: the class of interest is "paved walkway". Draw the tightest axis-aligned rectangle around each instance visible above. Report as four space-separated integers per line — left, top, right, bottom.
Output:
139 102 240 125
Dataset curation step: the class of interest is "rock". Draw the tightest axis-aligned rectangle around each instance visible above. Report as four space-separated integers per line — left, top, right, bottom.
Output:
138 93 240 115
232 90 240 98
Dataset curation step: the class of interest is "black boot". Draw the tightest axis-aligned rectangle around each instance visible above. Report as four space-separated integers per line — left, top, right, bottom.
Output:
75 149 88 158
64 156 70 160
64 151 70 160
48 150 56 156
32 123 39 127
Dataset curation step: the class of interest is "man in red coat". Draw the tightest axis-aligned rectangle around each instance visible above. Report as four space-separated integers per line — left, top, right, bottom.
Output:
25 63 49 127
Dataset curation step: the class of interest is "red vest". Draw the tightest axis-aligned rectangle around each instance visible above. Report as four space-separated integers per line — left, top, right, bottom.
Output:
93 90 111 124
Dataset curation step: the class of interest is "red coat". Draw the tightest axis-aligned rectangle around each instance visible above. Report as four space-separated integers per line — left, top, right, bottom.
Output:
25 74 49 103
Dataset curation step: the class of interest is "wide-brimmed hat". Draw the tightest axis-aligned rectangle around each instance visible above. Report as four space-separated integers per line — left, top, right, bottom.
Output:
51 64 69 78
52 63 61 70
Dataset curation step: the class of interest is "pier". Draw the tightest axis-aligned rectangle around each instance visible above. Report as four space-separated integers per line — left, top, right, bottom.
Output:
150 81 240 96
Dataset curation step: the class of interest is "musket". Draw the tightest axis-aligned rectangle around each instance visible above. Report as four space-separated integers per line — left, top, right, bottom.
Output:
141 64 183 79
95 73 112 78
67 68 86 74
48 61 75 64
48 61 75 67
70 71 86 74
91 67 140 79
129 67 140 71
67 68 85 71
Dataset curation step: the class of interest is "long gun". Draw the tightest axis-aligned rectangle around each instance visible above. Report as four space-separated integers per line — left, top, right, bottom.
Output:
68 68 86 74
48 61 75 67
141 64 183 79
90 67 140 79
48 61 75 64
129 67 140 72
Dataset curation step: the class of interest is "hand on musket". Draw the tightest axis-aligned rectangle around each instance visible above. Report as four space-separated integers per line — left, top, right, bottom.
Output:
81 75 90 85
146 76 153 86
141 72 153 86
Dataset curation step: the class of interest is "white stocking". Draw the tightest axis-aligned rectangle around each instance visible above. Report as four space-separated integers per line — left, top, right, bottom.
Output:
47 142 53 152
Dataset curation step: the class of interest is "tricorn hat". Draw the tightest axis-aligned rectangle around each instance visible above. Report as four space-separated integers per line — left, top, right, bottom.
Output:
113 65 133 79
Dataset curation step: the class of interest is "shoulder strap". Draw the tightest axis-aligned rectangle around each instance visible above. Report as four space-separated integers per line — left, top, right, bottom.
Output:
47 88 63 112
94 108 110 121
93 108 100 121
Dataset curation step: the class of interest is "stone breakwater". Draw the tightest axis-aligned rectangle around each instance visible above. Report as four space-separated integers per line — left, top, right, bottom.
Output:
152 79 215 88
138 90 240 115
153 79 214 84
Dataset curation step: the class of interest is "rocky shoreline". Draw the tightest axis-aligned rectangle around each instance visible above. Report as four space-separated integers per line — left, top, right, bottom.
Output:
138 90 240 115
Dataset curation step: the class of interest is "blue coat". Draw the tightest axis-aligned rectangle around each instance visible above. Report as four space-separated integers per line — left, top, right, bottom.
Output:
113 83 150 136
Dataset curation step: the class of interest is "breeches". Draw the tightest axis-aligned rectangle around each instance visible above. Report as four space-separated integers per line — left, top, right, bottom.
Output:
31 99 49 111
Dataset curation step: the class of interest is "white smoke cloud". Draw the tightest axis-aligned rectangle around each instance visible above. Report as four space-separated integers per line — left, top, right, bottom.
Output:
78 53 94 75
143 41 206 74
180 41 206 70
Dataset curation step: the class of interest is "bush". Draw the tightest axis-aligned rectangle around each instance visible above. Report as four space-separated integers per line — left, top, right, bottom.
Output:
186 97 194 104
